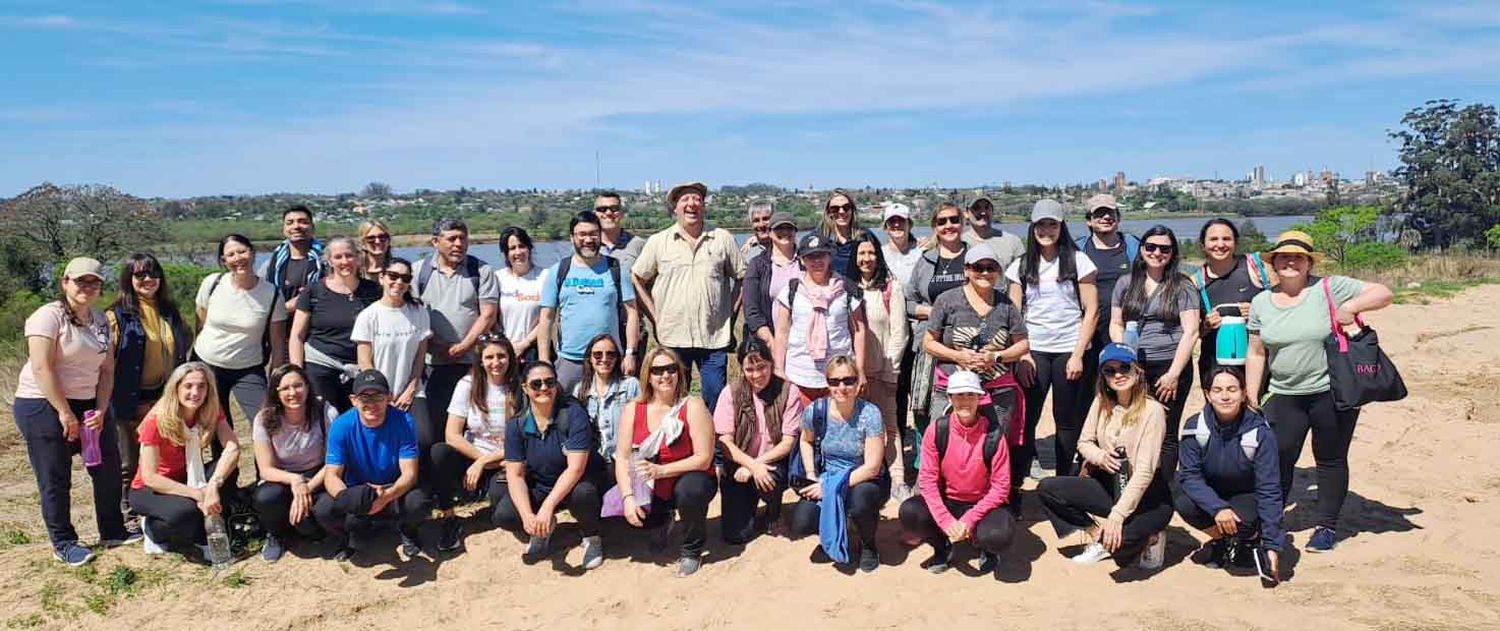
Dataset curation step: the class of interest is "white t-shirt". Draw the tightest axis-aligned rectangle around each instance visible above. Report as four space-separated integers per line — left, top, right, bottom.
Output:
883 241 925 289
495 266 548 346
776 280 863 389
1005 252 1098 353
194 274 289 370
446 375 510 455
350 301 432 395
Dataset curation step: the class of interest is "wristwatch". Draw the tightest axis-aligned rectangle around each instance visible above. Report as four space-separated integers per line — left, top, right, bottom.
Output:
625 348 637 357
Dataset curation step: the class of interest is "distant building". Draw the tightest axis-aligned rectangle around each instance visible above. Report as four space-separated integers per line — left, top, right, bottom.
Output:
1253 165 1266 187
1293 172 1308 187
1113 171 1126 192
1096 179 1108 191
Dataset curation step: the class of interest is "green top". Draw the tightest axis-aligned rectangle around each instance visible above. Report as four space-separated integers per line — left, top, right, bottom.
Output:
1248 275 1365 396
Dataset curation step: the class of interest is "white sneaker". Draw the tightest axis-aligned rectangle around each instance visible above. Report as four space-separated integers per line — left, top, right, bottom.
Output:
1137 532 1166 570
1071 542 1110 565
580 536 604 570
140 521 167 556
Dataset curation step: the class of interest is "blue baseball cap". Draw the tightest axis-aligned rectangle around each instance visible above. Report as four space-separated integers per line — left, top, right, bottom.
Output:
1098 343 1138 367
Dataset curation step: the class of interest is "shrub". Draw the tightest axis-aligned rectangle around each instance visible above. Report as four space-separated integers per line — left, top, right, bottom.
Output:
1341 242 1409 272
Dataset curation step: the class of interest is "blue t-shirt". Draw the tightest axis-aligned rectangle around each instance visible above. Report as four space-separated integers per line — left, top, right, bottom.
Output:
539 257 636 361
325 407 419 486
503 399 601 493
806 398 884 473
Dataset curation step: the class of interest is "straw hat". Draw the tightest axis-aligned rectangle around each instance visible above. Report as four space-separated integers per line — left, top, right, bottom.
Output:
1261 230 1325 264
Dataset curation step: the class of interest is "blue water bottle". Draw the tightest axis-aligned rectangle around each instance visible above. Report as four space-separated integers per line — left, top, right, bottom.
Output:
1216 315 1249 366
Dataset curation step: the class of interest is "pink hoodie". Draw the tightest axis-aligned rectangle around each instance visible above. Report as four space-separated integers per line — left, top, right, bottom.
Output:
918 412 1012 531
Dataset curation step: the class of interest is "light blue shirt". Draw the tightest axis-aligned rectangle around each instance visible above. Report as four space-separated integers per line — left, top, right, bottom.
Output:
540 257 636 361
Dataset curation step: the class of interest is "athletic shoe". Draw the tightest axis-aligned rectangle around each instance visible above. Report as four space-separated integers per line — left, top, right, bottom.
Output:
1306 527 1338 553
1137 532 1166 570
1232 541 1258 568
581 536 604 570
101 531 143 547
262 534 286 563
675 554 702 578
523 535 551 564
1070 542 1110 566
140 521 167 556
890 483 915 504
1203 538 1231 569
923 545 952 574
977 551 999 574
399 530 423 559
53 542 95 567
333 545 356 563
858 547 880 573
437 518 462 552
1029 460 1046 480
1253 546 1280 587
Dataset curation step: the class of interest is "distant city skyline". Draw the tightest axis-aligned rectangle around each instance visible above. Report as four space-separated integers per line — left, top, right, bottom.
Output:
3 1 1498 198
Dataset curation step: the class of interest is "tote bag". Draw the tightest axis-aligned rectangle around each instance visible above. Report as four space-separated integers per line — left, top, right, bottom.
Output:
1322 278 1407 410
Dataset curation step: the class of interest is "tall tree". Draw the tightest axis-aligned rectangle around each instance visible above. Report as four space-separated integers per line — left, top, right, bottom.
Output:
1389 100 1500 249
0 183 164 261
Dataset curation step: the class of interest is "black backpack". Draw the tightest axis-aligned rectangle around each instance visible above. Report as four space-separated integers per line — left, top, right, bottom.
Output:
416 254 483 297
553 256 627 345
932 409 1005 493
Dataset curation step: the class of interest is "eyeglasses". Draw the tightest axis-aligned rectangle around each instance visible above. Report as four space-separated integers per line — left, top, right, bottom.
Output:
527 377 558 391
827 376 859 388
934 215 963 227
594 205 623 214
132 271 160 281
591 350 618 361
826 203 855 214
648 364 680 377
1102 366 1133 378
1141 243 1175 254
383 271 414 283
364 234 390 243
969 264 1000 274
355 392 388 404
70 277 103 288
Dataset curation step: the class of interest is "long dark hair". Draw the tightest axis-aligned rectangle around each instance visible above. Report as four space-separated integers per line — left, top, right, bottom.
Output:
852 231 891 291
1019 220 1080 286
261 363 329 437
109 253 182 323
577 333 624 399
469 334 522 423
1121 225 1191 324
382 257 422 306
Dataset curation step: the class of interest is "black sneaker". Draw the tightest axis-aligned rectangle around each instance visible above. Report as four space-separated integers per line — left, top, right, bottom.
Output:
437 518 462 552
858 547 880 573
923 544 952 574
399 530 423 559
333 545 356 563
977 551 999 574
1253 546 1280 587
675 554 702 578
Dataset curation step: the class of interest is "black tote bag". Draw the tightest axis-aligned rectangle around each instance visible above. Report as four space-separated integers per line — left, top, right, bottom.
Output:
1321 278 1407 411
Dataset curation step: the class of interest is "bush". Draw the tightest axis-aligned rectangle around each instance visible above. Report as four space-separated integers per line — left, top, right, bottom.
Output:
1487 223 1500 250
1341 242 1409 272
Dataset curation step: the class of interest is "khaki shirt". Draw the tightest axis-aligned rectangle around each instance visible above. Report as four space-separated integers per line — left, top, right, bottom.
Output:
633 224 745 349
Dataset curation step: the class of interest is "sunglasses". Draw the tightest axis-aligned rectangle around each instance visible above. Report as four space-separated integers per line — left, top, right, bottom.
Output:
132 271 161 280
827 376 859 388
826 203 855 214
70 277 103 288
364 234 390 243
1089 210 1119 220
1142 243 1175 254
527 377 558 391
934 215 963 227
594 205 623 214
591 350 618 361
1102 366 1134 378
383 271 414 283
969 263 1000 274
648 364 680 377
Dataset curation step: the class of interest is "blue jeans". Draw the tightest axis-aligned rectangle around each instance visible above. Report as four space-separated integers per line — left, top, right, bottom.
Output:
670 346 728 411
14 398 126 547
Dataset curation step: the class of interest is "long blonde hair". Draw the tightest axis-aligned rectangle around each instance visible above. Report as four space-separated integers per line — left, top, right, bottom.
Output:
150 362 222 448
1094 361 1150 428
635 347 688 404
818 189 861 240
358 219 392 276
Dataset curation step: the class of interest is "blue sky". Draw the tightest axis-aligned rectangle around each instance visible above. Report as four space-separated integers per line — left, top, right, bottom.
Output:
3 0 1499 197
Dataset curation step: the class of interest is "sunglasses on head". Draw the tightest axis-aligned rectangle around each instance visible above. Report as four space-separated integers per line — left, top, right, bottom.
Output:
477 332 509 345
527 377 557 391
383 271 414 283
826 203 854 214
594 205 622 213
648 364 680 377
935 215 963 227
1141 243 1174 254
364 234 390 243
827 376 859 388
591 350 618 361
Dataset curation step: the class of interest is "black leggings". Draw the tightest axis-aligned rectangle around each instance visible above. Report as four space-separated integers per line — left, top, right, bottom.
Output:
429 442 504 511
492 473 607 538
250 475 325 540
130 488 204 550
415 364 469 484
718 463 787 544
1173 488 1263 542
639 471 717 556
788 478 891 551
1036 474 1172 566
1022 350 1095 476
305 362 353 414
1141 359 1194 480
898 496 1015 554
312 485 430 541
1263 391 1360 530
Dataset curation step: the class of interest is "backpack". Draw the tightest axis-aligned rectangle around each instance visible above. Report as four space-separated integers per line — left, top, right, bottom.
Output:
415 254 483 297
786 278 862 328
932 409 1005 490
1193 254 1271 311
196 272 276 366
788 397 834 480
553 256 627 345
1188 410 1260 461
1075 233 1140 264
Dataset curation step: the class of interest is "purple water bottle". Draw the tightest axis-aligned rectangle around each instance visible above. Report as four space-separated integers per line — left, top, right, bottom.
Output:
81 410 102 468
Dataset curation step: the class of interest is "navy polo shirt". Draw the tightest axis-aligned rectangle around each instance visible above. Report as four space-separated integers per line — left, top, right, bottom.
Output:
503 399 601 493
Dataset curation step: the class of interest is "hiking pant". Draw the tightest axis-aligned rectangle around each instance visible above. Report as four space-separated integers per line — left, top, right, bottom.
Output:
14 397 127 548
788 477 891 551
1173 487 1265 543
555 357 586 398
305 362 353 415
207 363 266 458
417 363 469 485
1263 391 1360 530
670 347 729 412
313 485 430 542
641 470 716 556
719 462 787 544
1022 350 1094 476
492 472 607 538
1141 359 1194 480
1037 474 1172 566
250 471 326 540
898 495 1015 554
429 442 503 512
115 389 161 516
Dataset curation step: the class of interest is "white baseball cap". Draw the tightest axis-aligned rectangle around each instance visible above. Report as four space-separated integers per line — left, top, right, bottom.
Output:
883 203 911 222
946 370 985 395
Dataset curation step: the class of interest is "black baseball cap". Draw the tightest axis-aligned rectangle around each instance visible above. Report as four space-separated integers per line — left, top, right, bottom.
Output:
351 369 391 396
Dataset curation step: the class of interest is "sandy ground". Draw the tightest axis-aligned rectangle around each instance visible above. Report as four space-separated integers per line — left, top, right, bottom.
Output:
2 285 1499 630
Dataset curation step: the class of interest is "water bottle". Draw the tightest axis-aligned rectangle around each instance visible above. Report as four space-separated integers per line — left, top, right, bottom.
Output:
1112 446 1132 501
1216 315 1249 366
1124 321 1141 350
205 514 233 569
80 410 103 468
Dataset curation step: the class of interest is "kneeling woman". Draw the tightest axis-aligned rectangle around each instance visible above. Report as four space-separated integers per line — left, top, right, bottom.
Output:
1175 367 1284 584
131 362 242 556
496 362 609 570
714 338 803 544
615 348 717 577
899 370 1015 574
1037 343 1172 567
788 355 889 573
251 364 334 561
431 335 521 552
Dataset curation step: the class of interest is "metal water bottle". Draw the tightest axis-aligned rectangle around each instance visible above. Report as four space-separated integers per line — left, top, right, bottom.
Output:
1113 446 1132 501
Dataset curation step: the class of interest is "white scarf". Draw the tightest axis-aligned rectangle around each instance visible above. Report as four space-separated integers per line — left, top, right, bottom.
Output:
635 400 686 462
186 424 208 489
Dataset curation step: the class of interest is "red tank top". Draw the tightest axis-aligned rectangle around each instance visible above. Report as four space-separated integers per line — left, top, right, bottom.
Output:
632 401 700 500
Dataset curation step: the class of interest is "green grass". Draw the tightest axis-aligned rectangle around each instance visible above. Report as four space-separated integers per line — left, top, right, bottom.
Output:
0 524 31 549
4 613 44 629
222 568 251 588
1392 277 1500 304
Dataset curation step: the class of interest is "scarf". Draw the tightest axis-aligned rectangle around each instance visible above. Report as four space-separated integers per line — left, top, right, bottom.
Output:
267 239 325 297
802 280 845 361
186 423 208 489
635 400 686 463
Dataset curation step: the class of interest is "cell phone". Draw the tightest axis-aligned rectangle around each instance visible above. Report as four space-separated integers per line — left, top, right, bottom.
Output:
789 476 817 491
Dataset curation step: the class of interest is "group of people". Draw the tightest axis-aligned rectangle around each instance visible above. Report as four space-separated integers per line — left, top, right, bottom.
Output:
14 185 1393 585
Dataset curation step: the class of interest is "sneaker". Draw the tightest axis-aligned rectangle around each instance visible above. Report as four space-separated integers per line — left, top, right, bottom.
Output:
1252 546 1280 587
333 545 356 563
1138 532 1166 570
140 521 167 556
581 536 605 570
923 545 952 574
101 531 143 547
1203 538 1231 569
1070 542 1110 566
675 554 702 578
890 483 915 504
523 535 551 564
977 551 999 574
1029 460 1046 480
1231 541 1258 568
53 542 95 567
399 530 423 559
1306 526 1338 553
437 518 462 552
858 547 880 573
262 534 286 563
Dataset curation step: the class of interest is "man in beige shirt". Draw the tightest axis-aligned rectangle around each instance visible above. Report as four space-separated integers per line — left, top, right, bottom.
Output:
632 182 746 410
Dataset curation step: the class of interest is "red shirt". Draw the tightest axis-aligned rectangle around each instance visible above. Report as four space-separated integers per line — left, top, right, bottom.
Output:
632 402 705 500
131 413 205 490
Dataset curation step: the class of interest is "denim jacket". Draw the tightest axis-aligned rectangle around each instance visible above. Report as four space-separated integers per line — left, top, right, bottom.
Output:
574 376 640 462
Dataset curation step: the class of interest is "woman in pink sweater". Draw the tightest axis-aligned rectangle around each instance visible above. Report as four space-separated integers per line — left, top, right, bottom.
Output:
897 370 1014 575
